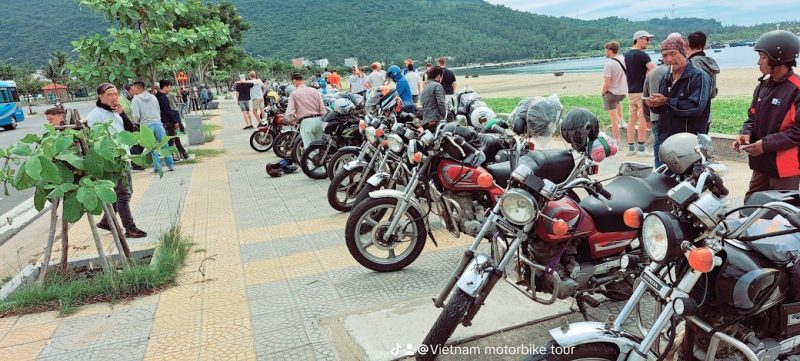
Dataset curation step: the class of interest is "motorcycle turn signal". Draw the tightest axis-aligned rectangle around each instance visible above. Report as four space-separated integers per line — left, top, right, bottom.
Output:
623 208 644 229
686 247 715 273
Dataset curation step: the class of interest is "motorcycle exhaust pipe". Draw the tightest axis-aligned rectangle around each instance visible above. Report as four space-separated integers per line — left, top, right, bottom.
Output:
433 250 475 308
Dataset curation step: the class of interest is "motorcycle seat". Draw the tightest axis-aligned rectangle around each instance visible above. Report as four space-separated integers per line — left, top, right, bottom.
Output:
486 161 512 188
580 172 677 233
729 218 800 265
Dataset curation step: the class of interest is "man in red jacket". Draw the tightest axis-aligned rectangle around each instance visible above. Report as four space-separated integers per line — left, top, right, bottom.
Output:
734 30 800 200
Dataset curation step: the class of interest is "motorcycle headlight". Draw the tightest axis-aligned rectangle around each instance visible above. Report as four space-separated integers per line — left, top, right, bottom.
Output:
500 189 537 225
641 212 684 264
387 134 403 153
365 127 377 144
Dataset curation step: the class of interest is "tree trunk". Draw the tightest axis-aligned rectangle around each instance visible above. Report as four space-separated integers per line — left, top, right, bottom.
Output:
60 207 69 276
37 198 61 285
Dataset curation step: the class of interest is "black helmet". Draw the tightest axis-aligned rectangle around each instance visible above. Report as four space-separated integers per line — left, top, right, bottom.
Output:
560 108 599 152
754 30 800 66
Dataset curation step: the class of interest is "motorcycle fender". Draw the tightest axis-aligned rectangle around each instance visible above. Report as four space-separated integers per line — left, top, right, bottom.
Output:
455 254 493 297
367 172 390 187
547 321 648 359
367 189 431 240
343 160 366 171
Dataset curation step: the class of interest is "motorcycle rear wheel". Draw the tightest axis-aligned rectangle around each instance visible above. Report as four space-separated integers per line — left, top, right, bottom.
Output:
273 131 297 159
523 341 619 361
249 130 275 152
416 290 475 361
300 141 335 179
345 197 426 272
291 137 304 164
328 166 370 212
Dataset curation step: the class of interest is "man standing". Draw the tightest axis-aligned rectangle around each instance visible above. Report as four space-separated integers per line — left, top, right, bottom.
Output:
248 71 266 123
131 80 175 173
420 66 446 128
328 70 342 91
44 107 65 126
234 74 255 129
625 30 657 156
405 63 423 105
438 57 458 108
687 31 721 133
155 80 189 160
364 62 385 90
349 66 366 96
87 83 147 238
646 36 711 167
285 73 327 149
734 30 800 200
601 41 628 141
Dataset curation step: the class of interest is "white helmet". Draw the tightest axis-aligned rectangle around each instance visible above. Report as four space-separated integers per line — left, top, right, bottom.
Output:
332 98 355 115
470 106 496 128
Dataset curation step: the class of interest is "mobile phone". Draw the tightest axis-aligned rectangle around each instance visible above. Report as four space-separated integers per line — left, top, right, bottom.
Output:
641 96 650 101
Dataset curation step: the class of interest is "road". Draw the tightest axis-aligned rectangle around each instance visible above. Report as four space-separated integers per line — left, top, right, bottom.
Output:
0 100 97 216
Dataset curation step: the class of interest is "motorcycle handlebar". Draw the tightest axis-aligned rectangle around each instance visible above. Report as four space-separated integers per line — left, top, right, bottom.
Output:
595 183 612 199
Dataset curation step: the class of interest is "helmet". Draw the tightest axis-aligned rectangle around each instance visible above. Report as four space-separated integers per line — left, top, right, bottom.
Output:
659 133 702 175
333 98 355 115
379 89 398 112
754 30 800 66
560 108 599 152
469 106 496 128
267 91 280 103
386 65 402 81
285 84 296 95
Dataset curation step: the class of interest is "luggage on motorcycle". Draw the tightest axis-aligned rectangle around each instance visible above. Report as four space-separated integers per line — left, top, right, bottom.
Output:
741 190 800 218
455 89 481 115
509 94 562 141
580 172 677 232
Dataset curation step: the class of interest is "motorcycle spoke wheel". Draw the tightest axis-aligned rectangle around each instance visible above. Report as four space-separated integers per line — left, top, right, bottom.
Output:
249 131 274 152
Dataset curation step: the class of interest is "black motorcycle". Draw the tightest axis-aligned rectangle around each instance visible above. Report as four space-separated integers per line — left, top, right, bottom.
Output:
299 111 364 179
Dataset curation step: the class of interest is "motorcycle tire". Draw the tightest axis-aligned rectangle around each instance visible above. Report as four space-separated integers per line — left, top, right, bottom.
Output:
602 278 634 301
300 141 335 180
416 289 475 361
291 137 304 164
522 341 619 361
353 182 377 209
249 130 275 152
327 165 369 212
327 147 361 180
273 131 297 159
345 197 426 272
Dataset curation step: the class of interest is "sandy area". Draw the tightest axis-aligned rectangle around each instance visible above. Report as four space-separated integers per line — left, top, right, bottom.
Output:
458 67 762 98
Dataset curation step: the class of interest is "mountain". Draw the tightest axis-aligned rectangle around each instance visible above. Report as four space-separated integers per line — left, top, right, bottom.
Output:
1 0 797 67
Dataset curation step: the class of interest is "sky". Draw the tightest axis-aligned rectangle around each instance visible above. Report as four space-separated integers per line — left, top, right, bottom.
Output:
485 0 800 26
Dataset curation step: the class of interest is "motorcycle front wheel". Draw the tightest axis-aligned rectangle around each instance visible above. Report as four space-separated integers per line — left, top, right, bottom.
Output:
416 289 475 361
327 148 361 180
327 165 371 212
522 341 620 361
345 197 426 272
249 130 275 152
273 131 297 159
300 141 335 179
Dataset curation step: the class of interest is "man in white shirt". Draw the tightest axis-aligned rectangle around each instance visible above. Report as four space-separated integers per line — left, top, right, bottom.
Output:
404 63 422 105
364 62 386 90
349 66 367 96
248 71 266 122
601 41 629 141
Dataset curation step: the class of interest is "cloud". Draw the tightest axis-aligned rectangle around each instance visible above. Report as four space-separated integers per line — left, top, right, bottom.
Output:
484 0 800 25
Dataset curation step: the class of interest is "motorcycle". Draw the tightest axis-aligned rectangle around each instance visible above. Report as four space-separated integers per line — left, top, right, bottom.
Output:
344 123 516 272
415 131 688 360
299 105 364 179
530 134 800 361
249 106 286 152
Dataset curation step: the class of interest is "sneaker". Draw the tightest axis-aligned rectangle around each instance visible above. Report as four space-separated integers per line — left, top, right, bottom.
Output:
125 227 148 238
96 222 111 232
636 150 653 157
627 149 638 156
168 166 175 171
243 125 254 130
619 121 628 129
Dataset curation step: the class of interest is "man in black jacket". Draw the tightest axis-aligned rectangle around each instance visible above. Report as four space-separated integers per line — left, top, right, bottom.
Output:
646 36 711 167
156 80 189 160
734 30 800 200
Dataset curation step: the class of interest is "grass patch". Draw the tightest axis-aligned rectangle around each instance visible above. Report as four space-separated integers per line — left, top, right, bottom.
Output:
202 123 221 143
484 95 751 135
182 148 225 164
0 224 192 317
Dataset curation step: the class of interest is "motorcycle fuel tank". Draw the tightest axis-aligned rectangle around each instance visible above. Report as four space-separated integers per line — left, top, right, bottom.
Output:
715 243 789 316
437 159 503 199
535 197 595 243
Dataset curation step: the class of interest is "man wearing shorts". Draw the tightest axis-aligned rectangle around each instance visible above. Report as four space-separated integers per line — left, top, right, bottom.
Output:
602 41 628 141
234 74 255 129
625 30 657 156
248 71 266 123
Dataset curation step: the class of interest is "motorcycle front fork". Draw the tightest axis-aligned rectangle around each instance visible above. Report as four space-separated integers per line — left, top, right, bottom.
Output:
383 165 421 237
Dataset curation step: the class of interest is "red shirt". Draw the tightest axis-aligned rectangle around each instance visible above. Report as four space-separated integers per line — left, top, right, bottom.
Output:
328 73 342 88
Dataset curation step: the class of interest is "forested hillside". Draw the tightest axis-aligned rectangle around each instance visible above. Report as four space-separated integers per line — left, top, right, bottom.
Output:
1 0 797 67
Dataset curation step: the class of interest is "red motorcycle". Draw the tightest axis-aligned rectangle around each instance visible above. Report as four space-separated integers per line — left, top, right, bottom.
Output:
344 124 515 272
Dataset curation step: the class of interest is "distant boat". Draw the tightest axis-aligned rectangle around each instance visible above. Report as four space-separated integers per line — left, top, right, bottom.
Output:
554 72 564 76
714 49 722 53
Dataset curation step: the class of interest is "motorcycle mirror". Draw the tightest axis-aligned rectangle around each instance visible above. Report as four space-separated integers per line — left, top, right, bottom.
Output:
618 161 653 178
697 134 715 159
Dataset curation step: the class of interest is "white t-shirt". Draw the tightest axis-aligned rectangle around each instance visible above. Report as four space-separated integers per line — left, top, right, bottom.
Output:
249 79 265 100
87 107 124 133
603 55 629 96
349 74 366 93
405 71 422 96
367 70 385 89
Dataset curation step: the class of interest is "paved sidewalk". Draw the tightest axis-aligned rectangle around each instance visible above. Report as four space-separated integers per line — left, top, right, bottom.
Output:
0 99 756 361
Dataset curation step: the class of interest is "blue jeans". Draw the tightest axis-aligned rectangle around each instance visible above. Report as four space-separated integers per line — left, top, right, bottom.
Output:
652 122 662 168
143 121 174 171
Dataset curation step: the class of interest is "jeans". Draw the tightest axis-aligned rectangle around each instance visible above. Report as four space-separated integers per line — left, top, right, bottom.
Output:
99 171 135 230
299 116 323 147
652 122 662 168
165 121 188 158
143 120 174 171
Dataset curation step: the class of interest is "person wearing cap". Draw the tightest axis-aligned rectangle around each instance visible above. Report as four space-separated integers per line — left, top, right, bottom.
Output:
734 30 800 200
624 30 657 156
646 35 711 167
285 72 328 151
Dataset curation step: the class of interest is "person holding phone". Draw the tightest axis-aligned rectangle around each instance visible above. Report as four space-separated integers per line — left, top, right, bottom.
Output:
734 30 800 200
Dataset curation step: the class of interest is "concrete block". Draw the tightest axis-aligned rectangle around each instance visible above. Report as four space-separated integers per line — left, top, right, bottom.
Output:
186 114 205 145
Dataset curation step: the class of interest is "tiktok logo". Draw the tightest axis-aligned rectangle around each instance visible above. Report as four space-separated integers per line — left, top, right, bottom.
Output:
390 343 416 356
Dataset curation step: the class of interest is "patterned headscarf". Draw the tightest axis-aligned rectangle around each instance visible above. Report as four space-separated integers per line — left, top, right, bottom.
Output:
661 36 688 57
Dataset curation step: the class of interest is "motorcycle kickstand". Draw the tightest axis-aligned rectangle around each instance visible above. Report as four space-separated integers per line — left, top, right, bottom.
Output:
575 297 590 321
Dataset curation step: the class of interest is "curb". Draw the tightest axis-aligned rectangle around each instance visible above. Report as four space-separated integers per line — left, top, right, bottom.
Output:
0 197 48 247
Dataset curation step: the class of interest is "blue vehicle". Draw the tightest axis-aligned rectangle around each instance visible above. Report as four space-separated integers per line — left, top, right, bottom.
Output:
0 80 25 131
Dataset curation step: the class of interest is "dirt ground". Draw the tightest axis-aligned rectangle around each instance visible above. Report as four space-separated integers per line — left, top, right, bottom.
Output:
458 67 762 98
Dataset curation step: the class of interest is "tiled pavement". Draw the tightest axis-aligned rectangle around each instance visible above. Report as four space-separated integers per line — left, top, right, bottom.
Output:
0 100 755 360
